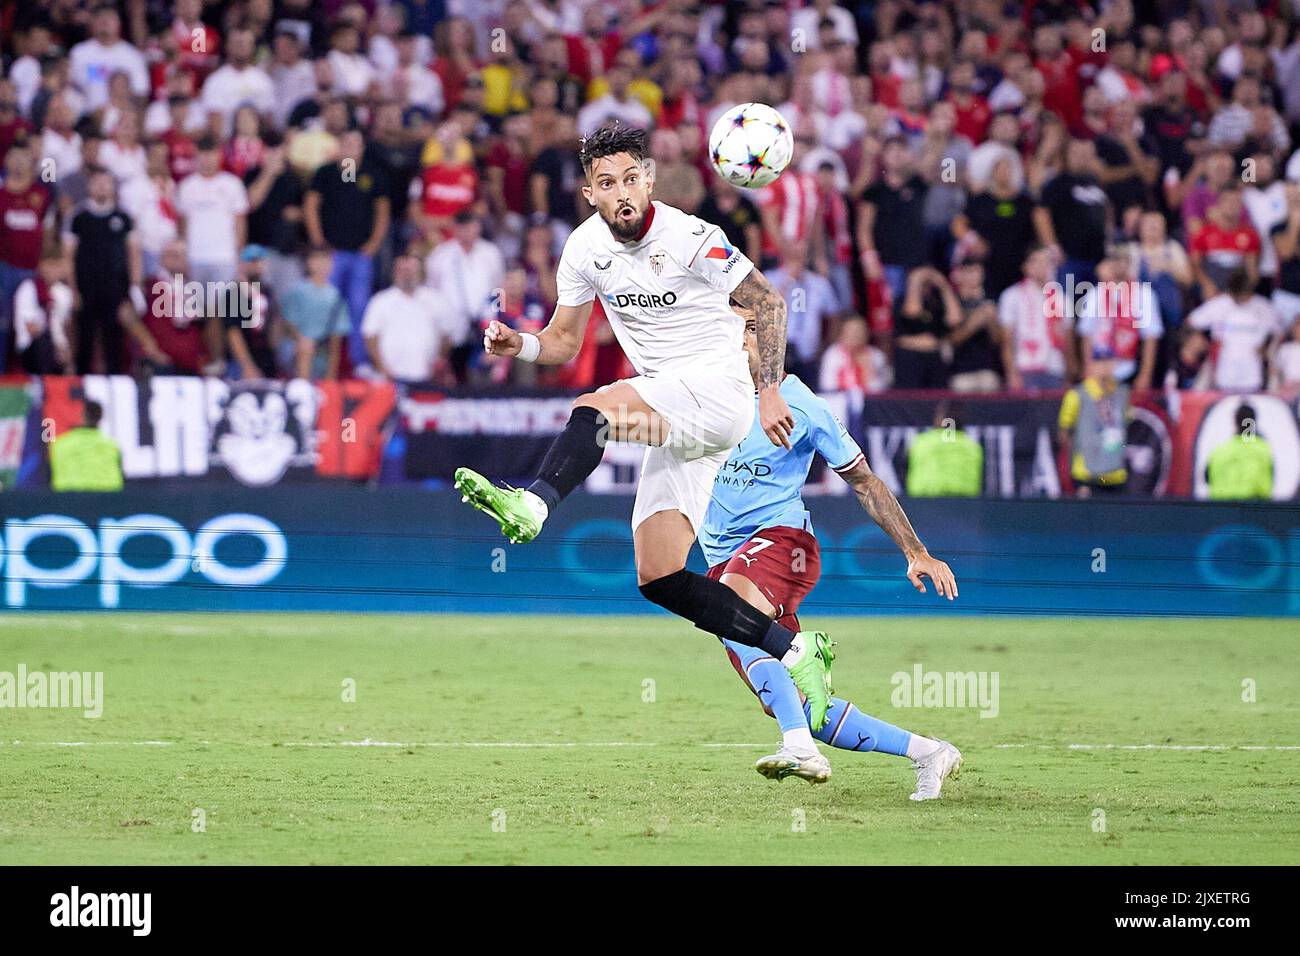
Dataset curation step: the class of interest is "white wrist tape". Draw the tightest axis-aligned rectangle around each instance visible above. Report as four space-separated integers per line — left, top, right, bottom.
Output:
517 332 541 363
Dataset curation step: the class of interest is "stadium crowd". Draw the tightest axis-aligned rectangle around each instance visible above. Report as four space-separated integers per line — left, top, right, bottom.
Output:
3 0 1300 398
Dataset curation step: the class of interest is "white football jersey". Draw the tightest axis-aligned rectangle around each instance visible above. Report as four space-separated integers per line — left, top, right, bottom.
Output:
555 201 754 377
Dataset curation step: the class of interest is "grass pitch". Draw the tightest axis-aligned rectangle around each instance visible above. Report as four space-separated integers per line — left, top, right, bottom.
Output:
0 614 1297 865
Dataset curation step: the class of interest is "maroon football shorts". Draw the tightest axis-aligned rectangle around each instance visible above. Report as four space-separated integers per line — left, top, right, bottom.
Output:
709 525 822 711
705 525 821 634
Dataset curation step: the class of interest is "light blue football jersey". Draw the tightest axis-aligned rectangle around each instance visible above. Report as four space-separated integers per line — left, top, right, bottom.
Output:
698 375 865 568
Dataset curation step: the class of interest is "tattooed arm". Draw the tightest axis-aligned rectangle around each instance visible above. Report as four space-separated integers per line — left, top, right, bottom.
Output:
840 458 959 600
731 267 795 448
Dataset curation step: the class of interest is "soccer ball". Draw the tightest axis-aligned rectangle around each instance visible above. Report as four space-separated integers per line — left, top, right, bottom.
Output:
708 102 795 189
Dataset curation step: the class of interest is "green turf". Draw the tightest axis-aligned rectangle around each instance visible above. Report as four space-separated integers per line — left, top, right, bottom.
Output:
0 614 1296 865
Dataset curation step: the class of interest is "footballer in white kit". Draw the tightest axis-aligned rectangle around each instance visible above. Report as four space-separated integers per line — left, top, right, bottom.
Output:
554 195 758 530
455 125 838 727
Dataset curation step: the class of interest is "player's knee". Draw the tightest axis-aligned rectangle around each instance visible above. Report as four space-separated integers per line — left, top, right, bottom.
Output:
718 572 777 619
559 400 608 443
637 566 690 604
718 574 746 597
572 393 606 416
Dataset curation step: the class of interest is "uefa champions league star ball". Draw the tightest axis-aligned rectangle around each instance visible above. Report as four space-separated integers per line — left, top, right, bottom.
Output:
708 102 795 189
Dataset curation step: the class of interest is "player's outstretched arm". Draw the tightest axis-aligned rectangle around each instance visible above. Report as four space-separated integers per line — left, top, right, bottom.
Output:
840 459 959 600
731 269 795 448
482 300 594 365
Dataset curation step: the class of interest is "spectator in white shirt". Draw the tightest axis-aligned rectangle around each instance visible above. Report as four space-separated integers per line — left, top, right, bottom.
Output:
1075 252 1164 390
987 50 1032 113
119 141 179 277
1243 151 1288 281
144 72 204 136
97 109 148 190
791 0 859 50
362 255 447 384
424 210 506 376
40 94 83 179
1093 37 1150 106
13 254 73 374
1187 269 1283 392
1271 316 1300 392
200 27 275 135
999 245 1076 390
175 138 250 285
1215 11 1268 83
819 316 890 393
97 70 141 137
367 4 405 83
967 113 1025 194
326 23 377 98
766 237 841 379
577 64 653 137
9 22 54 116
1207 76 1289 154
267 28 318 132
68 5 149 112
387 31 445 116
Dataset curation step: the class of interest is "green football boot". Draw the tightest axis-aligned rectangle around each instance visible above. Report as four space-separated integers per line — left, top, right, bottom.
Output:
786 631 836 732
453 467 543 544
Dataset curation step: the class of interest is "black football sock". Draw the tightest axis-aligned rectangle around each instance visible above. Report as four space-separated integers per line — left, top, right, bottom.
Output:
639 568 796 658
527 406 608 511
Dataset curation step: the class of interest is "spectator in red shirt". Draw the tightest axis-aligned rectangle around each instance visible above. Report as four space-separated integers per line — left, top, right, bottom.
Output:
1063 16 1107 87
159 95 200 182
412 130 479 247
222 105 266 180
757 135 822 263
0 142 53 373
947 61 992 144
1191 188 1261 300
484 112 532 234
868 41 902 109
1074 84 1111 141
1034 24 1084 132
658 58 704 134
170 0 222 89
142 238 208 374
563 5 623 87
432 16 480 113
813 160 855 312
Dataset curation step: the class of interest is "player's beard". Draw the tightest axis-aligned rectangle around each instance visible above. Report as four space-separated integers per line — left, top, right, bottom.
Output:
604 200 647 242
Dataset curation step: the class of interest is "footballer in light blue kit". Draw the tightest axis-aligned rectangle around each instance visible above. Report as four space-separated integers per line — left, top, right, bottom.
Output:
699 309 963 799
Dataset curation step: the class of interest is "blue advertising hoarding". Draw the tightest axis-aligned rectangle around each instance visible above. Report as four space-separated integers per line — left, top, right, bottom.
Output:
0 488 1296 616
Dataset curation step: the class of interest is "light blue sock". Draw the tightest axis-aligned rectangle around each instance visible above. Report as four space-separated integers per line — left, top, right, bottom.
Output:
721 639 807 733
806 697 913 756
723 639 915 756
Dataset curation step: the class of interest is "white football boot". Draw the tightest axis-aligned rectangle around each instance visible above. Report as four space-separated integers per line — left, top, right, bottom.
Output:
909 738 962 801
755 746 832 784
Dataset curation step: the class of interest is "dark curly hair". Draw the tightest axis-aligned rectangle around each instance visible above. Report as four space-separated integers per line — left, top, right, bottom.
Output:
578 124 650 179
